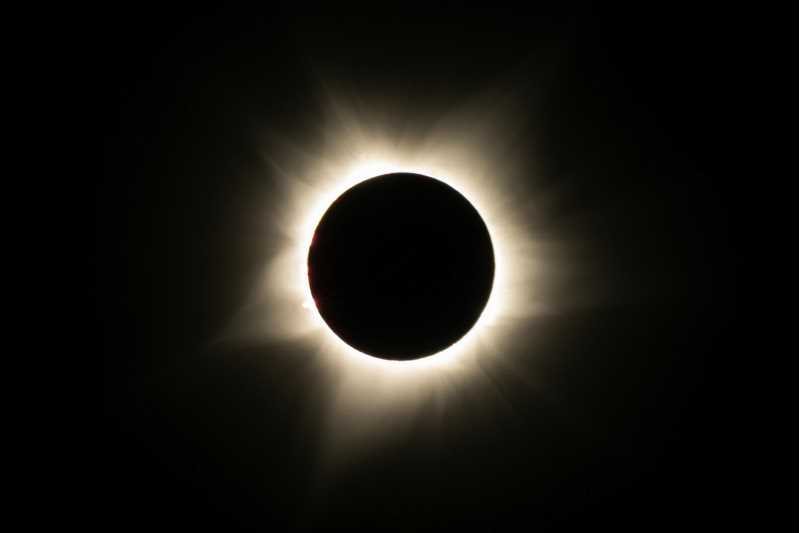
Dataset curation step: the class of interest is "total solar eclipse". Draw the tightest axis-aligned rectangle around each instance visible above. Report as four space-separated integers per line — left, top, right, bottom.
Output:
307 172 495 361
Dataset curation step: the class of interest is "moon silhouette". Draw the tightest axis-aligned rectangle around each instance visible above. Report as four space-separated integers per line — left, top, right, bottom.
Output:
307 172 494 360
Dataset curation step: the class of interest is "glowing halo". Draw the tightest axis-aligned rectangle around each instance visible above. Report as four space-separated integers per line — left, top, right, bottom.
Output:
220 90 569 461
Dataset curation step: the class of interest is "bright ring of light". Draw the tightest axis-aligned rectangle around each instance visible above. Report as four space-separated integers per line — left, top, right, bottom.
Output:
221 97 552 459
303 169 498 367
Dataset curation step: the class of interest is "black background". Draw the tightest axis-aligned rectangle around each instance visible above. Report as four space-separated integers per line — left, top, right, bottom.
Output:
100 5 794 530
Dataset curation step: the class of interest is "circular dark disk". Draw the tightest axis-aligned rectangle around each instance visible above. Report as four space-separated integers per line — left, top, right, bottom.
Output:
307 172 494 361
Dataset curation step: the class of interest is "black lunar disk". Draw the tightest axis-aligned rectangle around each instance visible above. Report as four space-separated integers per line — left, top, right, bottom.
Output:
307 173 494 360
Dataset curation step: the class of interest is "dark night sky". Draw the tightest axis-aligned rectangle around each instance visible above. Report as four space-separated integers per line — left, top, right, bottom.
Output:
100 6 794 530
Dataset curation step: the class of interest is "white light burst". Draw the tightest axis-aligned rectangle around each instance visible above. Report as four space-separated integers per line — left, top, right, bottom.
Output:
220 87 573 461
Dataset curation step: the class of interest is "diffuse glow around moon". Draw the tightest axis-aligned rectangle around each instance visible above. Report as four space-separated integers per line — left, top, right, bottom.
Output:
220 86 581 460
